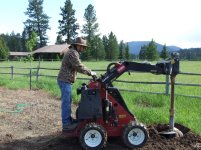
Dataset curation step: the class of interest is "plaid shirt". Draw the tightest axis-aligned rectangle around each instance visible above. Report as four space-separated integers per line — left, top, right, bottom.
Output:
57 48 91 83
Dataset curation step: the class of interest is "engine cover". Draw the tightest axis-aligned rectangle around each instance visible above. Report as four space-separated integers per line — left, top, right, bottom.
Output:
77 89 102 120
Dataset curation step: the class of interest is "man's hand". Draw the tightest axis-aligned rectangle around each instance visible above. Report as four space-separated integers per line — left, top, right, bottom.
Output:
90 71 97 76
90 71 97 80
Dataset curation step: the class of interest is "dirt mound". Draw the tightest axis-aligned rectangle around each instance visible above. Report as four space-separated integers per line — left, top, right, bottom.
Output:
1 128 201 150
0 87 201 150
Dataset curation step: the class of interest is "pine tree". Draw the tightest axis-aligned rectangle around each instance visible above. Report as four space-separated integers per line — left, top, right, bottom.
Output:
118 40 125 60
97 39 105 60
160 44 169 59
82 4 99 60
21 29 28 52
125 43 130 60
58 0 79 44
91 36 105 60
107 32 118 60
24 0 50 47
12 32 23 52
139 45 147 60
1 32 23 52
102 35 109 60
146 39 159 61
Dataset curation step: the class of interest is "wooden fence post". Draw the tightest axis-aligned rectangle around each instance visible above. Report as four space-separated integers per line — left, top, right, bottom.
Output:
36 66 40 81
30 68 32 90
11 66 14 80
165 75 170 95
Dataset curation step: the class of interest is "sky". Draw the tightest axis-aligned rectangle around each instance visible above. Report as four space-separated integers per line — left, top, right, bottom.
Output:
0 0 201 49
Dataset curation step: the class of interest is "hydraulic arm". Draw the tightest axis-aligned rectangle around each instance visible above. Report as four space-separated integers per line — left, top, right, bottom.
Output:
100 52 179 86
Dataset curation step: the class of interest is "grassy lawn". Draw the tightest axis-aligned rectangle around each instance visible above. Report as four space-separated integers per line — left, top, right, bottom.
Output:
0 60 201 135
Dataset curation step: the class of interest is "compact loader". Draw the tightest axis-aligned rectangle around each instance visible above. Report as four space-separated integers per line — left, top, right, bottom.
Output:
63 53 180 150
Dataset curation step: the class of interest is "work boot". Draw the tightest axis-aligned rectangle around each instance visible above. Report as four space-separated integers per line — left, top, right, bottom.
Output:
62 122 78 132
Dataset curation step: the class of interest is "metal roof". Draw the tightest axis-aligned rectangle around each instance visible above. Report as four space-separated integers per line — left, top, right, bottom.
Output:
9 52 31 56
32 44 70 55
9 44 70 56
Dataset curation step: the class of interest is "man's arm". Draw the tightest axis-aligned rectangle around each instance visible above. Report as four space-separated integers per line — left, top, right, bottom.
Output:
69 50 92 75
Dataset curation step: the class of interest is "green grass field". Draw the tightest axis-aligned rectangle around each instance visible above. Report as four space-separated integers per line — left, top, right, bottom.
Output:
0 60 201 135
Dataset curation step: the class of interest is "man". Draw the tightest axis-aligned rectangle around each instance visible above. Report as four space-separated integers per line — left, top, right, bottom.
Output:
57 37 96 132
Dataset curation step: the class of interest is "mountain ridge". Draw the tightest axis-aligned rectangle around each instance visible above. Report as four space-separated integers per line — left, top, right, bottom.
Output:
127 41 181 54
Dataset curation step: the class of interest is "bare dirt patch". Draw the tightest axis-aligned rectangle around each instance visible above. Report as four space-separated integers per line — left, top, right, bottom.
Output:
0 87 201 150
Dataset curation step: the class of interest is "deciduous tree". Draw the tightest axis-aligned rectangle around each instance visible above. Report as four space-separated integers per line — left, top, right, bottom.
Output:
0 36 9 59
55 34 64 44
25 31 37 52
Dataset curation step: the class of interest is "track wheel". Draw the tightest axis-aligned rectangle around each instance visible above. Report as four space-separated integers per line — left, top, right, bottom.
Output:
79 123 107 150
122 122 148 148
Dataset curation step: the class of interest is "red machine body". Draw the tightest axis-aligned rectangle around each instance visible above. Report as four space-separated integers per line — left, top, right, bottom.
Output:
63 79 135 137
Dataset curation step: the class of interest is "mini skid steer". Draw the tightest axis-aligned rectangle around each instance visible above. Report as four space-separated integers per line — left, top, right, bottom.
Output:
63 53 180 150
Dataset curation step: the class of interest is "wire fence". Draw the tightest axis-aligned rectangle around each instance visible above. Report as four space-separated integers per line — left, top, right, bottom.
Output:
0 65 201 98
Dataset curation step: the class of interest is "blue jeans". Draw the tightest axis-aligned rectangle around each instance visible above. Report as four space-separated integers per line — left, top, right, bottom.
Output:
57 80 72 128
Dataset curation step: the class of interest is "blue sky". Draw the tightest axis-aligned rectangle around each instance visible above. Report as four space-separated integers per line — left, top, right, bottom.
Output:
0 0 201 48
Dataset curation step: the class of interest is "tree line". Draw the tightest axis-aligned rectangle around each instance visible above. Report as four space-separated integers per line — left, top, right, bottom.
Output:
1 0 200 61
138 39 169 61
179 48 201 60
0 0 130 61
138 40 201 61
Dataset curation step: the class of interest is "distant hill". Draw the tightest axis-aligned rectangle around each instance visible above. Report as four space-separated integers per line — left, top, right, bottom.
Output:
127 41 181 54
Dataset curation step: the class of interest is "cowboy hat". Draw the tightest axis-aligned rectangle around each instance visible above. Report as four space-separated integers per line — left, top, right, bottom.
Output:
71 37 88 47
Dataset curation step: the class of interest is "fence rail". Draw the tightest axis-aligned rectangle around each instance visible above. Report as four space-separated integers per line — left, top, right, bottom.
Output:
0 66 201 98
